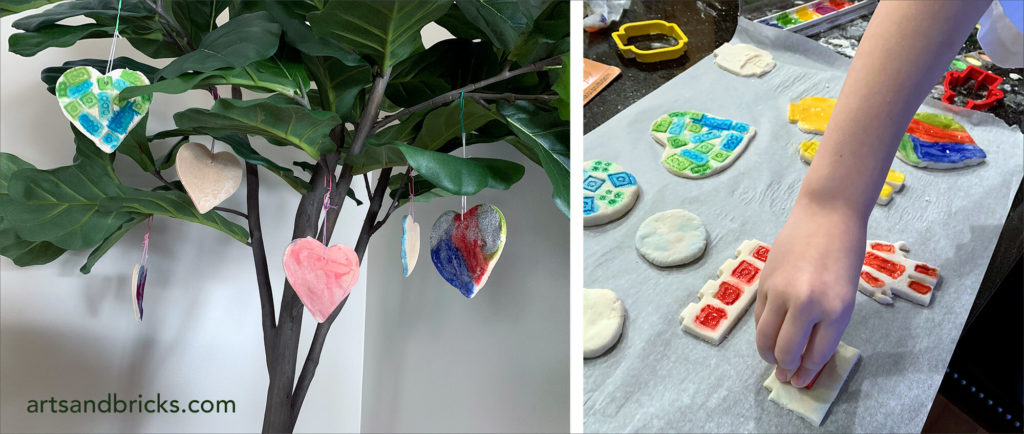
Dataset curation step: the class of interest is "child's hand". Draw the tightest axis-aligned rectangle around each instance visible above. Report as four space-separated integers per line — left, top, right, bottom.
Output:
754 201 866 388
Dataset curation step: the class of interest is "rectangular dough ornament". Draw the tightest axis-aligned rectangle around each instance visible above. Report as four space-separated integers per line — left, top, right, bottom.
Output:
763 341 860 426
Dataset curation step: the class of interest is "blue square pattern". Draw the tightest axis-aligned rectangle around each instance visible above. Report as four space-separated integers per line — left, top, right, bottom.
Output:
680 149 709 165
668 119 686 136
583 175 605 192
607 171 637 188
583 197 598 216
702 116 733 131
720 132 745 151
689 130 721 144
732 122 750 133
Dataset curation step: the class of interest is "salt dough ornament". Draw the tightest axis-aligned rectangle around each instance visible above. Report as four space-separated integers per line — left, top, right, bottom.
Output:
859 240 940 306
282 237 360 323
429 203 506 298
175 142 243 214
401 215 420 277
764 341 861 426
55 66 152 153
896 112 986 168
650 111 756 178
712 43 776 77
635 209 707 267
131 263 147 321
583 288 625 358
787 96 836 134
583 160 639 226
680 239 770 345
799 139 906 205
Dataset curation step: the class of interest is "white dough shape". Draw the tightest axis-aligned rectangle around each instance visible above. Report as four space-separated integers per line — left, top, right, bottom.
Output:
650 111 756 178
764 341 860 426
858 241 940 306
175 142 244 214
583 160 639 226
712 43 776 77
680 240 770 345
635 209 707 266
401 215 420 277
583 288 625 358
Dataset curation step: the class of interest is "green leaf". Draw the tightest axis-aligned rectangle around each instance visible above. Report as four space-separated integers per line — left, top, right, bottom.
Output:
0 152 68 266
454 0 550 53
41 57 158 95
434 4 488 41
215 134 310 193
121 58 307 100
304 56 372 122
345 139 408 175
8 23 112 57
373 110 429 144
117 114 156 172
170 0 232 45
0 0 63 18
509 0 569 64
173 97 340 161
264 0 365 66
307 0 451 70
551 53 570 121
4 132 138 250
414 99 496 151
11 0 152 31
393 142 524 195
386 39 500 108
79 213 148 274
157 11 282 79
100 189 249 243
497 101 568 216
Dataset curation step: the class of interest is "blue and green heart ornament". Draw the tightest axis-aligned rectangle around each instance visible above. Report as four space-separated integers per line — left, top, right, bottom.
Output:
55 66 151 153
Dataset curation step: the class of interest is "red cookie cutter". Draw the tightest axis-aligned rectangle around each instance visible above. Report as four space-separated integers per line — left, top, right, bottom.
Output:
942 65 1004 110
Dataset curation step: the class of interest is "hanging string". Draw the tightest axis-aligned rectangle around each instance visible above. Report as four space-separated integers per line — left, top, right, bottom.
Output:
319 172 337 258
409 173 415 220
459 92 467 218
104 0 124 74
209 137 217 158
140 215 153 266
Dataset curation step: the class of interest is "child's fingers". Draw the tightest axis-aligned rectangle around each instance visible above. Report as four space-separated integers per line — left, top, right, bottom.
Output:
755 297 785 365
754 284 767 327
789 322 843 388
773 310 815 383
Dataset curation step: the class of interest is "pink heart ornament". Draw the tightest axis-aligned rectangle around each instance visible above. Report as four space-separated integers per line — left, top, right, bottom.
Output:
283 237 360 323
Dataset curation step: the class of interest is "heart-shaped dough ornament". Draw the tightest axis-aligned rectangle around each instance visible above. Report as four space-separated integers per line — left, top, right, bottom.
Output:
175 142 244 213
283 237 360 323
430 204 507 298
401 215 420 277
55 66 151 153
131 263 148 322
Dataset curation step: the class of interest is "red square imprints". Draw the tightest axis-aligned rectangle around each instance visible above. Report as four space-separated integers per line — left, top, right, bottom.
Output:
752 245 770 262
864 252 906 279
731 260 761 285
694 304 728 330
715 282 743 305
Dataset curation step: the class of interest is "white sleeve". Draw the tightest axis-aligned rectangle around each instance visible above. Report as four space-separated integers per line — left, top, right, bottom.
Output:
978 0 1024 68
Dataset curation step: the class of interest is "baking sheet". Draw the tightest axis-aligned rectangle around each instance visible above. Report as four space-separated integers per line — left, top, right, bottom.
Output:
583 18 1024 433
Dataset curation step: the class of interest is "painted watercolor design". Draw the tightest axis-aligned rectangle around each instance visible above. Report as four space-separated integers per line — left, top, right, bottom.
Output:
55 66 151 153
650 111 756 178
896 112 986 169
429 204 506 299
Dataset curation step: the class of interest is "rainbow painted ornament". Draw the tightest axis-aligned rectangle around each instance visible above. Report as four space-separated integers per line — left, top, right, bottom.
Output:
430 204 507 298
283 237 360 322
55 66 151 153
896 112 986 169
401 215 420 277
131 263 147 321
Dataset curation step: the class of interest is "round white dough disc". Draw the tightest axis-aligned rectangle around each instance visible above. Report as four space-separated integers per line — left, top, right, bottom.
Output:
712 42 776 77
584 288 625 358
635 209 707 267
583 160 639 226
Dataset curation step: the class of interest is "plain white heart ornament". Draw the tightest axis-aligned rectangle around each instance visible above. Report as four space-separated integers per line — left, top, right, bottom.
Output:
175 142 244 214
282 237 360 323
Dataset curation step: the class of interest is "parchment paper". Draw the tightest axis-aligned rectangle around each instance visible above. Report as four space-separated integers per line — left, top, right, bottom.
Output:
583 18 1024 433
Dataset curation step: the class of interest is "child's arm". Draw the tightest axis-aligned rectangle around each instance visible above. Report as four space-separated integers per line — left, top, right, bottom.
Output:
754 0 992 387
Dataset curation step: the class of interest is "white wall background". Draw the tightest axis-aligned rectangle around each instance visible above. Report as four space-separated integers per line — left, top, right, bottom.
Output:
0 11 368 433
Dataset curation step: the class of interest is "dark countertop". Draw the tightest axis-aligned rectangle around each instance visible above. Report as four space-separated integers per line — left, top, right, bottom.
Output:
583 0 1021 326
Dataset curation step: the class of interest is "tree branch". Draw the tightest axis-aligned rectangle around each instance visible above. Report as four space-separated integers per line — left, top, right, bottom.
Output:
288 167 392 429
212 206 247 218
233 86 277 375
372 56 562 132
371 167 410 236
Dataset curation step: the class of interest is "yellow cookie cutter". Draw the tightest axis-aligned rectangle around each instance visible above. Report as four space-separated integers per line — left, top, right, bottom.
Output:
612 20 688 63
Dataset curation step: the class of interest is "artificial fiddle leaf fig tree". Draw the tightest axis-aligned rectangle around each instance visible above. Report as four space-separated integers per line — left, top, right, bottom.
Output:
1 0 569 431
